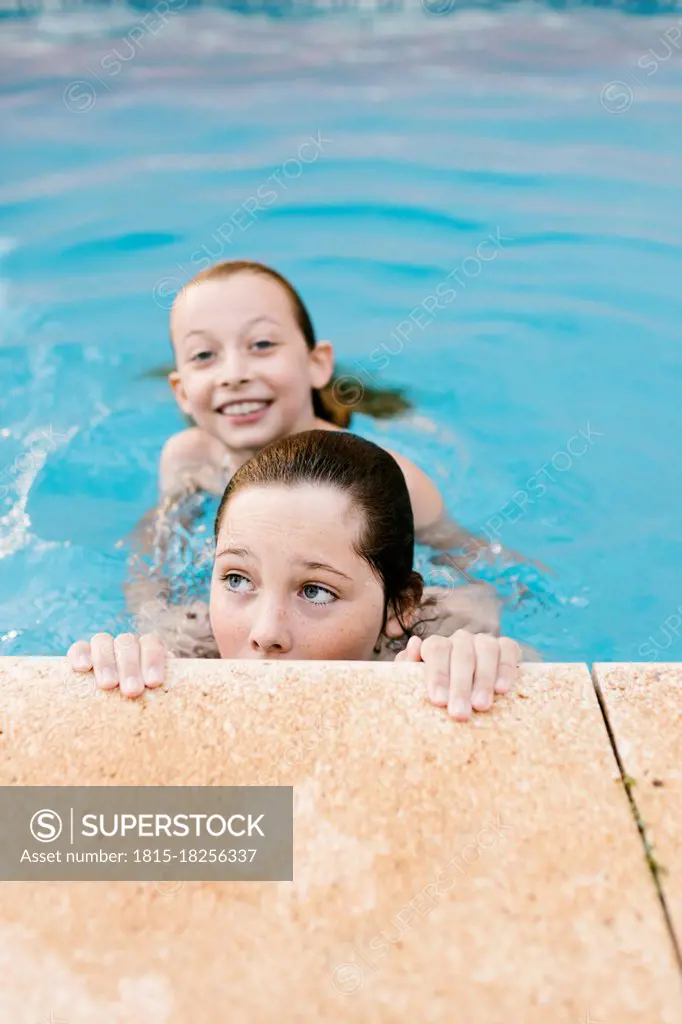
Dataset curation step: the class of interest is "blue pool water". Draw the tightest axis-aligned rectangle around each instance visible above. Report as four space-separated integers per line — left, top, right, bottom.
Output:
1 0 681 661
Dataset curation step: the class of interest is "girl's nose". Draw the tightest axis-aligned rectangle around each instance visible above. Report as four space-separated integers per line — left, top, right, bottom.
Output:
248 602 293 657
219 348 252 386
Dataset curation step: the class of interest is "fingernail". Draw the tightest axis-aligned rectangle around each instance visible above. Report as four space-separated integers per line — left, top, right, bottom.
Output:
146 667 164 686
472 689 492 711
74 654 90 671
121 676 142 696
100 668 117 687
433 686 449 705
450 699 470 720
495 675 510 694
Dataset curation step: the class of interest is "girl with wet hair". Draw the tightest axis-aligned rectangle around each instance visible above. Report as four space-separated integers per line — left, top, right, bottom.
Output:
71 431 521 722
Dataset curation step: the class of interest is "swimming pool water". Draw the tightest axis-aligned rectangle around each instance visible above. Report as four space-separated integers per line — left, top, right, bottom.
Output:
1 0 681 661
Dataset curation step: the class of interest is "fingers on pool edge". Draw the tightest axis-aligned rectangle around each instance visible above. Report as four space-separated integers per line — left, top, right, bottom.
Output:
470 633 500 712
90 633 120 690
67 640 93 673
495 637 522 694
446 631 476 721
140 632 167 687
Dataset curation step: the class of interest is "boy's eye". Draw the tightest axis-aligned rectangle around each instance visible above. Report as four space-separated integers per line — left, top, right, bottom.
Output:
221 572 254 594
252 339 276 351
191 350 215 363
301 584 336 606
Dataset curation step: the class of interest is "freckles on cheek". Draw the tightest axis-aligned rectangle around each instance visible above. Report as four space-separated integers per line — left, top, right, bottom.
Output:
210 592 240 655
315 615 380 660
214 616 248 657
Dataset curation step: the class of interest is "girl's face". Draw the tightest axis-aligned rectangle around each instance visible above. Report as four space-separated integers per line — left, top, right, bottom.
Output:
209 483 400 661
170 273 334 456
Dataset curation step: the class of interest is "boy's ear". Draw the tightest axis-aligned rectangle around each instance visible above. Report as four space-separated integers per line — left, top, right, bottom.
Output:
168 371 193 417
309 340 335 390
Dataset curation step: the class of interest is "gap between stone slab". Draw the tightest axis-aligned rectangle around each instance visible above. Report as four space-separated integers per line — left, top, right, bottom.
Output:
589 665 682 975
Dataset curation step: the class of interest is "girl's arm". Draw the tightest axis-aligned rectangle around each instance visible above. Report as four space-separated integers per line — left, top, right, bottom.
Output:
374 581 501 661
159 428 227 499
124 427 226 626
388 448 546 573
124 489 203 620
125 509 217 658
375 582 540 665
134 600 219 659
386 448 475 544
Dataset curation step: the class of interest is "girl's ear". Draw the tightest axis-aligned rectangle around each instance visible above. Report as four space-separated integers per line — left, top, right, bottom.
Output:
309 340 335 390
383 598 420 640
383 574 424 639
383 607 406 639
169 371 193 417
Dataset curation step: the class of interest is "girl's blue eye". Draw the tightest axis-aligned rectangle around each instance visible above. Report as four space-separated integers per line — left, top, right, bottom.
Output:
252 339 275 351
301 584 336 606
222 572 253 594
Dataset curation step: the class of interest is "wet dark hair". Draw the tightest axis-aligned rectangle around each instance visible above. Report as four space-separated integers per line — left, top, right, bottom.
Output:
214 429 424 635
178 260 412 427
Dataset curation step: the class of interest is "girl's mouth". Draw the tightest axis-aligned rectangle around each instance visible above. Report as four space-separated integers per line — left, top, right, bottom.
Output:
215 400 272 424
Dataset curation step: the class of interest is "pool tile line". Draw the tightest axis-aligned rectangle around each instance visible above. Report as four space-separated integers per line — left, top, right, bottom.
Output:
589 665 682 976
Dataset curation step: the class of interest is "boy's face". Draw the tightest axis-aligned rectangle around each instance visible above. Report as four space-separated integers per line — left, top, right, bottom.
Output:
209 483 390 661
169 273 333 455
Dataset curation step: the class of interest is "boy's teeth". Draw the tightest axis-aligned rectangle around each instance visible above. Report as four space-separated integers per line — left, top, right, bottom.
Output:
222 401 267 415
